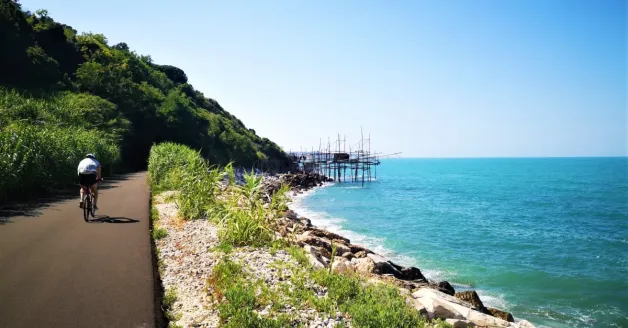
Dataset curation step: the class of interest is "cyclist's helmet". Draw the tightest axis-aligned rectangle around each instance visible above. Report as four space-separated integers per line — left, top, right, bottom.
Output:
86 153 96 159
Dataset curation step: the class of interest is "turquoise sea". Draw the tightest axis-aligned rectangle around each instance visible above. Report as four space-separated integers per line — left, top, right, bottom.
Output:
290 158 628 328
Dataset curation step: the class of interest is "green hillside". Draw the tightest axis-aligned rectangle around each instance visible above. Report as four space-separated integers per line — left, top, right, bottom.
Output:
0 0 292 201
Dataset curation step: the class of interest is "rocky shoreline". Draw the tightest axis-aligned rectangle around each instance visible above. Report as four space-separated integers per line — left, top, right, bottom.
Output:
269 172 536 328
152 171 537 328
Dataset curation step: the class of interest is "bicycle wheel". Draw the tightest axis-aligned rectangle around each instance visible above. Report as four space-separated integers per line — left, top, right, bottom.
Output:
90 195 96 217
83 194 90 222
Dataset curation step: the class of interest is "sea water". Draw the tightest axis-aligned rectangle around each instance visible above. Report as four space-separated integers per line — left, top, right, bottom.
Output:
289 158 628 328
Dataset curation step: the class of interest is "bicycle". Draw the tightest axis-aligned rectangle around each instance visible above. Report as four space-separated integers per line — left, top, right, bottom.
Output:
81 178 102 221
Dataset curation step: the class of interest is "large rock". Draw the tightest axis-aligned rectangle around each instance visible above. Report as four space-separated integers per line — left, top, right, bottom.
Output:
365 254 425 281
438 281 456 296
406 297 429 316
400 266 428 282
299 217 312 228
341 252 355 260
349 244 373 255
303 245 329 269
445 319 476 327
352 257 376 274
412 288 515 327
332 242 351 256
517 320 536 328
455 291 489 314
283 209 298 219
366 254 402 276
487 308 515 322
331 257 354 274
297 231 332 250
354 251 368 258
313 245 331 259
307 228 350 244
399 280 430 291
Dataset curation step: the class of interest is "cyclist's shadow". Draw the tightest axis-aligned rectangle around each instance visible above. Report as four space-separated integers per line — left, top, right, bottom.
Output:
88 216 139 224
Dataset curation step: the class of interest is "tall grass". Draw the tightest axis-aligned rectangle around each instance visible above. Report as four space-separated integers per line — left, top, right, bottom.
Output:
147 142 289 248
0 123 119 201
0 88 121 202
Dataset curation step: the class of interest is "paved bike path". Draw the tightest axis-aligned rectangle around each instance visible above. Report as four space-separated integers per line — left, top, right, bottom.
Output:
0 172 155 328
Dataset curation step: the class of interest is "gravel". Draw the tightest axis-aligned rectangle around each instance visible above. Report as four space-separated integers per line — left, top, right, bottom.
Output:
154 197 352 328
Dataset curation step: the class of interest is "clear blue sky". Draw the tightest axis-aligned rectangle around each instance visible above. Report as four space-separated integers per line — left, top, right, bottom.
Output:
21 0 627 157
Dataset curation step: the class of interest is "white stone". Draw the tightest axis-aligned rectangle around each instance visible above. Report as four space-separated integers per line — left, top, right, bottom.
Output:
331 257 354 273
352 256 376 274
515 320 536 328
413 288 513 327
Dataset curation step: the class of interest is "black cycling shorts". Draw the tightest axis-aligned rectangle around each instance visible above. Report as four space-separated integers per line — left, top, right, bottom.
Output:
79 173 97 187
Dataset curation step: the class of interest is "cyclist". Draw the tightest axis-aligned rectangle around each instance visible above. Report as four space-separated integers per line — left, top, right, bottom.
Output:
77 153 101 211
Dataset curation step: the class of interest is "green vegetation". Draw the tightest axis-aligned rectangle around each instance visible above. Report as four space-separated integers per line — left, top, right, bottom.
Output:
152 227 168 240
0 0 291 202
148 142 289 248
208 258 292 327
206 252 446 328
162 288 182 327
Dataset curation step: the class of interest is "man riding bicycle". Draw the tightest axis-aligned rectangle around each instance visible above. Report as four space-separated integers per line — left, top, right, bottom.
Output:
78 153 101 211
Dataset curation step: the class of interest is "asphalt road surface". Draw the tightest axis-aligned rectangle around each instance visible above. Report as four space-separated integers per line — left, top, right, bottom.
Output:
0 172 156 328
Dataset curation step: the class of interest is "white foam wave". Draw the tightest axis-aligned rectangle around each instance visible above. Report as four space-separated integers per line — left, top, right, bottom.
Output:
476 291 508 309
288 184 511 314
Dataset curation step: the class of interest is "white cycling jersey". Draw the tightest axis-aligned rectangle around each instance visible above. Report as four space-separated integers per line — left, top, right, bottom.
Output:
77 158 101 175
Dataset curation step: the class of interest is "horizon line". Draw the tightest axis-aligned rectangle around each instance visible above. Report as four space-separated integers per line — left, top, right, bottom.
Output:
381 155 628 159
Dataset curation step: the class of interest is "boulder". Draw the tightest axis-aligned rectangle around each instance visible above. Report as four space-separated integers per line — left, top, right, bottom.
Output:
465 309 513 328
299 217 312 227
455 291 489 314
297 231 332 250
354 251 368 258
445 319 476 327
352 257 376 274
332 242 351 256
487 308 515 323
349 244 372 255
366 253 406 279
412 288 514 327
316 246 332 259
399 280 430 291
303 245 329 269
406 297 429 316
400 266 428 282
516 320 536 328
307 228 350 244
341 252 355 260
283 210 298 219
331 257 354 274
438 281 456 296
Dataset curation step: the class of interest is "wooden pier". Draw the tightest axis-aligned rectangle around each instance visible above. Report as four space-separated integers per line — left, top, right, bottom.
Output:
288 128 400 187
